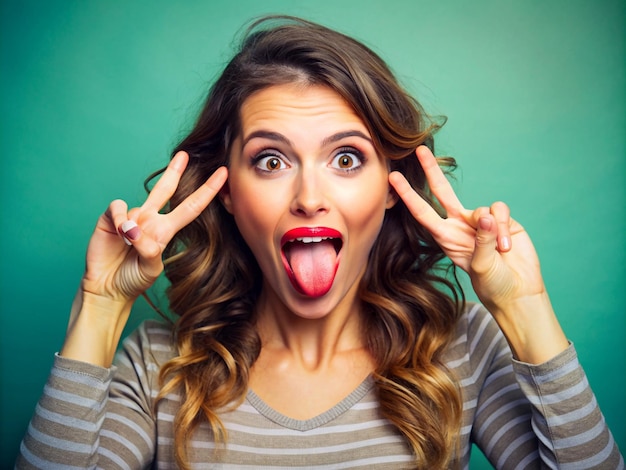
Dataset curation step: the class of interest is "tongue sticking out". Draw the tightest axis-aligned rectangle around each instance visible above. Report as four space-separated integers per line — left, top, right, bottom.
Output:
287 240 338 297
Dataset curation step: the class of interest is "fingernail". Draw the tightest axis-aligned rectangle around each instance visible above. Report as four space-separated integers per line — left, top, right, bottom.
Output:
478 217 492 231
121 220 140 242
500 236 511 251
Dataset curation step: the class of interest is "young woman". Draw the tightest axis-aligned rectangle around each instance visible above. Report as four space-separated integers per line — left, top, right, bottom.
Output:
17 16 623 470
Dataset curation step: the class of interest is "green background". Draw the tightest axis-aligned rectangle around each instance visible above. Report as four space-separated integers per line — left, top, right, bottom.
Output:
1 0 624 467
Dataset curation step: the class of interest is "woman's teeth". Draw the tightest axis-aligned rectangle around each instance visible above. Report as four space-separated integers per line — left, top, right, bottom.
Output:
295 236 333 243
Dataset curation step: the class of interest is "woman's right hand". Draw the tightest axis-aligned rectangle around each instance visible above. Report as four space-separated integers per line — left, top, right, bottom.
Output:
61 151 228 366
83 151 228 303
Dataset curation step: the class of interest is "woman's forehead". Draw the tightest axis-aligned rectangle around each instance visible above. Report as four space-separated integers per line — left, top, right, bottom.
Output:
239 84 370 135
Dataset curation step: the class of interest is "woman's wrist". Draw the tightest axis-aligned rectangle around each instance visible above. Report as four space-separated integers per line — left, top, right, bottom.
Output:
487 292 569 365
60 290 134 367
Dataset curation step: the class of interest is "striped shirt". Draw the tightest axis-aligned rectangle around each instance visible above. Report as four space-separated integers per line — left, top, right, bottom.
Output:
16 303 624 469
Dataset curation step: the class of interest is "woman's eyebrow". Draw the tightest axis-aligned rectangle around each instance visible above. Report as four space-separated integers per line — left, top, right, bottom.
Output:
242 130 293 147
322 130 372 146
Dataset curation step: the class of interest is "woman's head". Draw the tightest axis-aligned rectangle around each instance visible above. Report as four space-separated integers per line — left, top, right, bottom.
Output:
163 14 453 335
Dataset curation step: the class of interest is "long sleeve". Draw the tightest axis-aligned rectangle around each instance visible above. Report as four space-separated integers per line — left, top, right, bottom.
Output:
512 346 622 468
16 355 117 468
464 304 623 469
15 321 171 469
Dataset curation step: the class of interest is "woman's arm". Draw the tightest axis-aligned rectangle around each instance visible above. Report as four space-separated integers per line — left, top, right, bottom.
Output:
389 145 568 363
390 146 623 466
16 153 227 467
60 152 227 367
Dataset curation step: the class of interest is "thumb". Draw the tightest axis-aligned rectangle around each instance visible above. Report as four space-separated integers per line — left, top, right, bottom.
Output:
471 215 499 276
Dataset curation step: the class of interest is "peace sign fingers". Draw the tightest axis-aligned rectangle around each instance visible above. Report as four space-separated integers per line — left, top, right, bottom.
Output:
389 146 503 272
129 151 228 249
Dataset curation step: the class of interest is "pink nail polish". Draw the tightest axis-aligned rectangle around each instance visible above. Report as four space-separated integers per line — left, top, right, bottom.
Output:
479 217 492 231
501 236 511 251
121 220 140 242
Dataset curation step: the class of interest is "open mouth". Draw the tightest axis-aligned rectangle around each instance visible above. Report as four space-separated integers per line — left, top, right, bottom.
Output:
280 227 343 297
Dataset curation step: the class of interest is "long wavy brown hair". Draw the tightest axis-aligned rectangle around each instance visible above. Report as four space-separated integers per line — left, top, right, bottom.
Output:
152 15 464 469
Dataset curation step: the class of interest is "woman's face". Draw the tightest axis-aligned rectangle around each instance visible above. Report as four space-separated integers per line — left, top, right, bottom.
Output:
222 83 396 319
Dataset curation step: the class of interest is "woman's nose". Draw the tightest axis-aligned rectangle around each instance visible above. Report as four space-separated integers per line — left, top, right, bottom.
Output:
290 167 329 217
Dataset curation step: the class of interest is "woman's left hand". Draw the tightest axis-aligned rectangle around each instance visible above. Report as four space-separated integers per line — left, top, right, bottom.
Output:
388 146 568 363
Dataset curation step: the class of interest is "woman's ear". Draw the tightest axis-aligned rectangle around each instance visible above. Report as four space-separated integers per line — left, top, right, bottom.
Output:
386 184 399 209
219 181 233 214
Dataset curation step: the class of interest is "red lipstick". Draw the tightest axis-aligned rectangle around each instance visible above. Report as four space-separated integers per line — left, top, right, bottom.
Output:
281 227 342 246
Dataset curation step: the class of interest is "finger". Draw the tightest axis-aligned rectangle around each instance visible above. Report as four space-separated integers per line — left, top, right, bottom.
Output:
142 151 189 214
109 201 143 247
106 200 146 250
105 199 134 243
467 206 490 226
95 199 122 234
415 145 464 214
165 166 229 236
389 170 444 232
490 201 512 252
470 214 499 276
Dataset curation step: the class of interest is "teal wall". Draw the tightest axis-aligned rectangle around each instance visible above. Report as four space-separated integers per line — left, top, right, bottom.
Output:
1 1 624 467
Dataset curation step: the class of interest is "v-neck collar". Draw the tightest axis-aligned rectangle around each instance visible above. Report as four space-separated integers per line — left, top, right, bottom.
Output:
246 375 375 431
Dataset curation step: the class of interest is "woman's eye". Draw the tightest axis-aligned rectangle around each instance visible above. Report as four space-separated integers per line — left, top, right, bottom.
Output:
330 151 363 171
255 155 287 172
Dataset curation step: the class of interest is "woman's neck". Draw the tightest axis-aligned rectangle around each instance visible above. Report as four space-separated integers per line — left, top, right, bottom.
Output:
249 285 375 420
253 285 367 371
